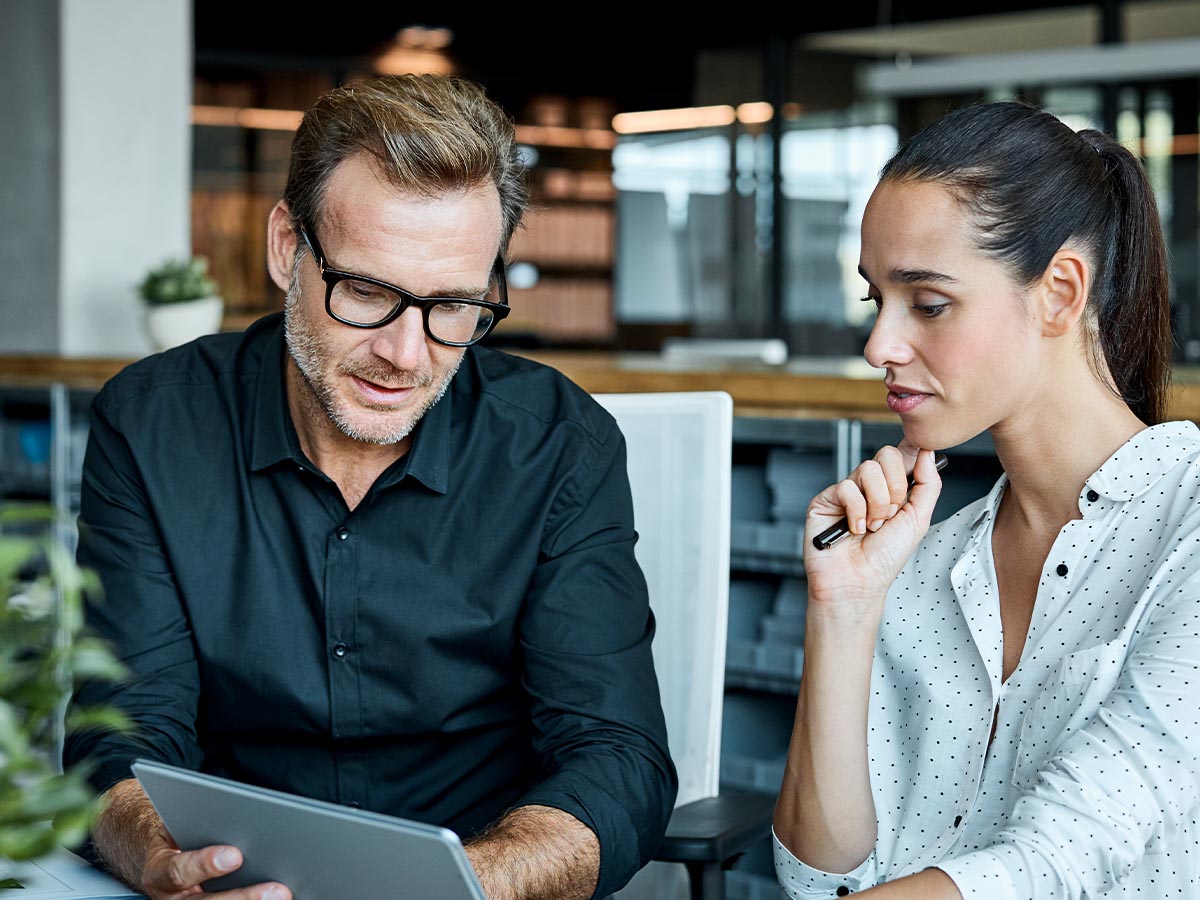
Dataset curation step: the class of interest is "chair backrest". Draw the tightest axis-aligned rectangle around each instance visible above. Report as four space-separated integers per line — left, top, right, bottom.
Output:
594 392 732 900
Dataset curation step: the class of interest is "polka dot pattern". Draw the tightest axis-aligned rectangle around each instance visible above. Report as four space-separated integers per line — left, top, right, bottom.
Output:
775 421 1200 899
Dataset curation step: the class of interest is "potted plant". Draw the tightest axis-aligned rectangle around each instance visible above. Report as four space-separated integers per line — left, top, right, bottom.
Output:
138 256 224 351
0 506 127 874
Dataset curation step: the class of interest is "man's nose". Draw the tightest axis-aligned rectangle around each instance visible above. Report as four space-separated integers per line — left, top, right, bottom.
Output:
369 306 428 371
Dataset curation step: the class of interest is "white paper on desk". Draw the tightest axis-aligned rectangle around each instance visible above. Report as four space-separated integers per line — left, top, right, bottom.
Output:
0 849 140 899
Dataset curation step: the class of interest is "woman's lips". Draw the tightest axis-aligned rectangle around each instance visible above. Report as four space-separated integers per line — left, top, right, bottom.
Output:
350 374 416 406
886 388 932 414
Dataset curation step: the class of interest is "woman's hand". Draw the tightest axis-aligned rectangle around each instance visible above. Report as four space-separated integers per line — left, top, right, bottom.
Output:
802 443 942 620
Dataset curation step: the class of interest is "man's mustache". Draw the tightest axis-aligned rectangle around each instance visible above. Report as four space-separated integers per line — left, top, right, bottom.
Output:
339 358 433 389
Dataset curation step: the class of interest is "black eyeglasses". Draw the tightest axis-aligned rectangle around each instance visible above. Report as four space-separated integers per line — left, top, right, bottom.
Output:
298 223 510 347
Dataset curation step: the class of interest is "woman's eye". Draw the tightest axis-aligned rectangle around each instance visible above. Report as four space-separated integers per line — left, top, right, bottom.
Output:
913 303 949 318
860 295 882 311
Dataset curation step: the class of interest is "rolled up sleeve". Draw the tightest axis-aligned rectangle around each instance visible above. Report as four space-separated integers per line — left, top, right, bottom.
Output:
63 391 203 793
515 424 678 899
773 828 878 899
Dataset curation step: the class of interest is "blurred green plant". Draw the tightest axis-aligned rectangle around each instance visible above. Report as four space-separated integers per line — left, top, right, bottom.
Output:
0 505 127 862
137 256 220 306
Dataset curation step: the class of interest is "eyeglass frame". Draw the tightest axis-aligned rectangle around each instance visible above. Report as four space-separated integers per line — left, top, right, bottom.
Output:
296 221 510 347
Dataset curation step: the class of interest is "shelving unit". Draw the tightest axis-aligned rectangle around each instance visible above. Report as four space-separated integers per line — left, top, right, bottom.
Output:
718 415 1002 890
505 165 616 342
0 386 90 516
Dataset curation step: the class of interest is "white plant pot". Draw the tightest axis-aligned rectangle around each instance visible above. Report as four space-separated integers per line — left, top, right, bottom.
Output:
144 296 224 351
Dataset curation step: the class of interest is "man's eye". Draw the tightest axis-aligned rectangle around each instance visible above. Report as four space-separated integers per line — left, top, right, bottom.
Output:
349 283 388 301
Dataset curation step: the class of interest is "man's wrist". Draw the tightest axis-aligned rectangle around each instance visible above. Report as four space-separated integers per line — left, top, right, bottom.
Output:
463 805 599 900
92 778 162 891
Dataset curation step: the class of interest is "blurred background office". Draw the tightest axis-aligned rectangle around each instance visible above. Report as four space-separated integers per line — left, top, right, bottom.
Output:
4 0 1199 362
3 4 1199 898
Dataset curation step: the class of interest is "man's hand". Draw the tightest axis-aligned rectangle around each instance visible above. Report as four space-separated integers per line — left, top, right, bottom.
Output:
93 778 290 900
140 835 290 900
464 805 599 900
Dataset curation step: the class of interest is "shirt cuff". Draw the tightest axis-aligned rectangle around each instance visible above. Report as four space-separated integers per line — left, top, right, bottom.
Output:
516 771 642 900
772 826 876 898
936 849 1019 900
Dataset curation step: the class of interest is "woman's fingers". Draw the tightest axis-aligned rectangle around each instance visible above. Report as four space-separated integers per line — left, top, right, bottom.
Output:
834 478 868 535
905 449 943 528
855 460 892 531
810 445 941 538
874 445 909 513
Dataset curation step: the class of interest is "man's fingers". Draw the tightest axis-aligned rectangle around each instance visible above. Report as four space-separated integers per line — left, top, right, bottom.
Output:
157 845 242 892
210 884 292 900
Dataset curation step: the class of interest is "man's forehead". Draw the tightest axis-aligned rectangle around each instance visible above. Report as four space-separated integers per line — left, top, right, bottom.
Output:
320 155 501 232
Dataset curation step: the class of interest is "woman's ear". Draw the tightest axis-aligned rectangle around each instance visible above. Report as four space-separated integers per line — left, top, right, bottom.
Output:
266 202 298 293
1036 248 1090 339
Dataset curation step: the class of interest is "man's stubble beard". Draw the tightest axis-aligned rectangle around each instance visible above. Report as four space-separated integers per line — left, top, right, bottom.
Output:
282 253 462 446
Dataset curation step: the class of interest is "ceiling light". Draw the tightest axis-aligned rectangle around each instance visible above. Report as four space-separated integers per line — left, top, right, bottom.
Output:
612 106 737 135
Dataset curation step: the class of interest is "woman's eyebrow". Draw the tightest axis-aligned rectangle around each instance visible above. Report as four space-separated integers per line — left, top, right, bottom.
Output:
890 267 958 284
858 264 958 285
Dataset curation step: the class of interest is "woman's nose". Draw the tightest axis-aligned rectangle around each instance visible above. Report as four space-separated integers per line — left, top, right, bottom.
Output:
863 304 914 370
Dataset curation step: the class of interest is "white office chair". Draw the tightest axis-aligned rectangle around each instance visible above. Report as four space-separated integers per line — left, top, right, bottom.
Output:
595 393 774 900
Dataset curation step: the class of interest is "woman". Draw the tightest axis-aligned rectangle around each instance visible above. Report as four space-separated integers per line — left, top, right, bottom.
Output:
773 101 1199 900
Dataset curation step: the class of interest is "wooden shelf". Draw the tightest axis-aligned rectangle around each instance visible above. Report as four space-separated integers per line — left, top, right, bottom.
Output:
8 352 1198 423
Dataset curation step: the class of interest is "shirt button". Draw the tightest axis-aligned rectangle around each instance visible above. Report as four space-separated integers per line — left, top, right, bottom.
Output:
332 642 349 659
1086 489 1099 502
1056 563 1068 577
953 815 963 827
336 526 349 541
836 888 851 897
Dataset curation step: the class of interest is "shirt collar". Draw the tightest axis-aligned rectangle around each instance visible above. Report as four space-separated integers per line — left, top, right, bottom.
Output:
1084 419 1200 501
378 380 451 495
963 419 1200 531
247 316 452 495
249 319 299 472
967 472 1007 532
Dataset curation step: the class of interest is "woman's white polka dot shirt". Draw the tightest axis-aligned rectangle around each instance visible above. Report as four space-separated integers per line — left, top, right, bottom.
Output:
774 420 1200 899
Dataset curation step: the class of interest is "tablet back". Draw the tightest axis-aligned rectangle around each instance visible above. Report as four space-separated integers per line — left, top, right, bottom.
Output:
133 759 486 900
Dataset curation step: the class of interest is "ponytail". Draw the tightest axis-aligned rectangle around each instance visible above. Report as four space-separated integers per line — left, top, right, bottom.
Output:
1076 130 1171 425
882 102 1172 424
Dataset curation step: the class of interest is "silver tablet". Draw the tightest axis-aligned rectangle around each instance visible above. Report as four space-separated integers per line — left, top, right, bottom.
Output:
132 759 486 900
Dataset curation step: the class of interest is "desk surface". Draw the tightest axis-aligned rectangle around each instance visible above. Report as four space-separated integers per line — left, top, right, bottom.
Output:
2 352 1199 423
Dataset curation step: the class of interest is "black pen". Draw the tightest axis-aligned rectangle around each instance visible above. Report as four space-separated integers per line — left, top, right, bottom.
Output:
812 453 949 550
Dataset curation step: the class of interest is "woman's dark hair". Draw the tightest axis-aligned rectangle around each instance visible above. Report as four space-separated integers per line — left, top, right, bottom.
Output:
881 101 1171 424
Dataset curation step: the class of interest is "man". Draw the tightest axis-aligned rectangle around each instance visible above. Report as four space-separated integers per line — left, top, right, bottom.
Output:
65 75 676 900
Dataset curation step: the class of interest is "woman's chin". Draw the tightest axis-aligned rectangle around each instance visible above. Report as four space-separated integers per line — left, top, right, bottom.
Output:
901 418 988 452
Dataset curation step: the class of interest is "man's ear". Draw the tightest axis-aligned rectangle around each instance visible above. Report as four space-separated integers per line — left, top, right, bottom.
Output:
1035 248 1090 339
266 202 298 293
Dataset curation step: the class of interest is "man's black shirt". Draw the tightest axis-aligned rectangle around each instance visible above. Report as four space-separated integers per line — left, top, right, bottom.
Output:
65 314 676 897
